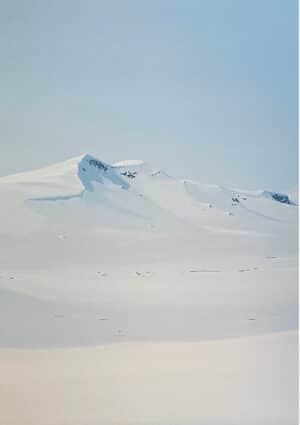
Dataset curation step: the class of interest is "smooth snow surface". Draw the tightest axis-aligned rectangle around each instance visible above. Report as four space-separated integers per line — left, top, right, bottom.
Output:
0 154 298 425
0 332 297 425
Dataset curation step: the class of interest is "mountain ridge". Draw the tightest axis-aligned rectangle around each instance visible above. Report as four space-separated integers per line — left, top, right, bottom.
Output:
0 153 297 206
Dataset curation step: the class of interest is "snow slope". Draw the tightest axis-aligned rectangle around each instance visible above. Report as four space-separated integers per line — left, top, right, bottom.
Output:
0 153 297 236
0 154 298 425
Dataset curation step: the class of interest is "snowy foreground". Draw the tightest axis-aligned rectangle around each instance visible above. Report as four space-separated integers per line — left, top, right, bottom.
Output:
0 154 298 425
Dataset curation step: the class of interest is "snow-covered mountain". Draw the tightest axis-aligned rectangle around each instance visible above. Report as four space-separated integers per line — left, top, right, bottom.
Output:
0 153 297 236
0 154 297 425
0 152 297 270
0 153 297 268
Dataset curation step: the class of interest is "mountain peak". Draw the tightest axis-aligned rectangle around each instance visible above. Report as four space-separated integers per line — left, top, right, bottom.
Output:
78 154 129 192
113 159 146 168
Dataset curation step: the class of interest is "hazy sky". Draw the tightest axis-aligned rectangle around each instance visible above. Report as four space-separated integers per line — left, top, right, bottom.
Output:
0 0 297 190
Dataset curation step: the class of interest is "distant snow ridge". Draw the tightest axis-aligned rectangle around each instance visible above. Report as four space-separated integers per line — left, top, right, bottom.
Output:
262 190 296 205
1 153 297 221
229 186 297 205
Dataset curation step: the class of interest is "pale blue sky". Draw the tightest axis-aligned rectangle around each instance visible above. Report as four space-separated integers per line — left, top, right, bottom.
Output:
0 0 297 191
